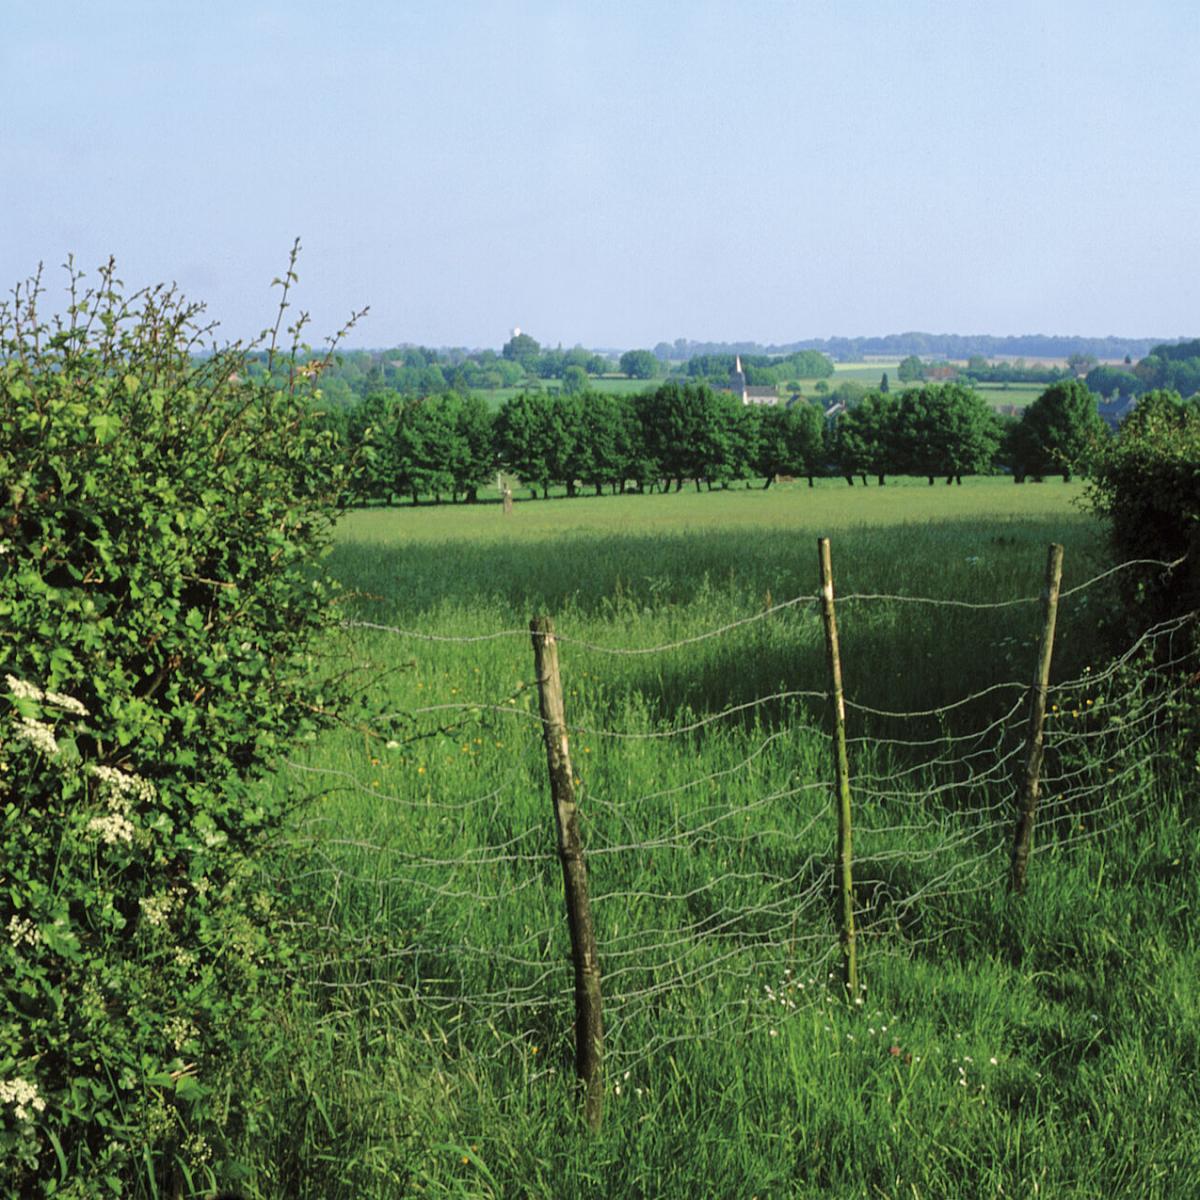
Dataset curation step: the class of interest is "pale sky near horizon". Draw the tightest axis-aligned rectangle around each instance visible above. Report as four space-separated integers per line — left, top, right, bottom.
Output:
3 1 1198 350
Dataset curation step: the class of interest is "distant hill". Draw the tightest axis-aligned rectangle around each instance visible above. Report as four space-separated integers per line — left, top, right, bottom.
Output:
653 333 1187 363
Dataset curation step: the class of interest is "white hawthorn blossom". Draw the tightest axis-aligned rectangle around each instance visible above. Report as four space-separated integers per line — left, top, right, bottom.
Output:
0 1077 47 1122
87 811 136 845
13 717 58 757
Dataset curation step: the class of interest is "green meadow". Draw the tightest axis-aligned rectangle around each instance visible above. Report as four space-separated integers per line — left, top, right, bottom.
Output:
243 479 1199 1198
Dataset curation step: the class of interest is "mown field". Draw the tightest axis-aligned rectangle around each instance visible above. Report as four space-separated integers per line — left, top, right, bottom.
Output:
484 367 1046 412
242 479 1199 1198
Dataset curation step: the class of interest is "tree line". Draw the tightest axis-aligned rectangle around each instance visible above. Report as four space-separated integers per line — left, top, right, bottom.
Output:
315 378 1191 506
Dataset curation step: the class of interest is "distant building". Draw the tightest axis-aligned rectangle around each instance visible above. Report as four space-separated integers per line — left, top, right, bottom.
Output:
729 356 779 406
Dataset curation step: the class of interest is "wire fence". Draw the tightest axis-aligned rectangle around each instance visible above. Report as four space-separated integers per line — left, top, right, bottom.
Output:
274 550 1195 1116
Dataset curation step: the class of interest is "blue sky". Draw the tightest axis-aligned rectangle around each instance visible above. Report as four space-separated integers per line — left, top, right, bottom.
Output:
3 1 1198 349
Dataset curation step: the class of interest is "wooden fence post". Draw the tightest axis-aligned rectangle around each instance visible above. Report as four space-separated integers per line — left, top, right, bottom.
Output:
1010 543 1065 894
530 616 604 1131
817 538 859 1002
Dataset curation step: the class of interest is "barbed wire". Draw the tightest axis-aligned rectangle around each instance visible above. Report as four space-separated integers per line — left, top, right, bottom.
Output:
339 554 1186 656
271 564 1196 1073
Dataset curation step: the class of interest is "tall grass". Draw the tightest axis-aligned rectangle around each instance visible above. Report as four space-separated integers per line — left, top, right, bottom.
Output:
232 479 1198 1199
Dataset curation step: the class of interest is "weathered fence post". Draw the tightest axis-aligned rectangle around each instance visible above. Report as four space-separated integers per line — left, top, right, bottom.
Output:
530 616 603 1130
817 538 859 1002
1010 543 1065 893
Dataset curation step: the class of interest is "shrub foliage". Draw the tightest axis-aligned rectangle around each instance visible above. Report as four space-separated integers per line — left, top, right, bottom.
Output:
1085 389 1200 630
0 260 348 1193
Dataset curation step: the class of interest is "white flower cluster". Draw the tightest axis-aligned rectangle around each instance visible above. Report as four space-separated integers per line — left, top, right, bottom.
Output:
163 1016 199 1052
13 717 59 757
139 885 187 930
86 764 155 846
5 674 89 716
90 764 156 805
87 811 135 845
5 676 42 702
0 1077 47 1122
7 914 41 948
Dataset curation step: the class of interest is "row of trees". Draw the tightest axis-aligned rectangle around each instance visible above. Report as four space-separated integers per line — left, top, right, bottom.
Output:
325 378 1150 505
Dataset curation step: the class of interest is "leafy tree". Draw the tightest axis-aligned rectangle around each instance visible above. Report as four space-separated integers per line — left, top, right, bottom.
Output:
348 389 403 503
494 392 580 497
832 392 899 485
749 402 826 488
562 364 589 395
619 349 660 379
451 392 495 501
495 392 556 498
635 381 734 491
1086 365 1140 400
501 331 541 365
394 397 456 503
1010 378 1107 482
897 354 925 383
570 392 628 495
895 383 999 484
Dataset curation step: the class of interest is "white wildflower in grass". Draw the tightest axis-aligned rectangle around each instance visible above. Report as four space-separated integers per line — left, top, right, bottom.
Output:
139 886 187 931
13 717 59 756
87 811 136 845
0 1077 47 1122
139 893 175 928
181 1132 212 1166
90 763 156 806
5 675 43 701
7 914 41 948
43 690 88 717
163 1017 199 1052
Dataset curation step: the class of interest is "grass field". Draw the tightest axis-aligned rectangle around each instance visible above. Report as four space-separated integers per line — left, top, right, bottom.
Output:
480 368 1046 413
239 480 1199 1198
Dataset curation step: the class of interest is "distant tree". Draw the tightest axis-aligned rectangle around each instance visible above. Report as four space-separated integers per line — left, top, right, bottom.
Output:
394 397 456 503
501 332 541 365
348 390 402 503
1067 353 1098 376
1085 365 1139 401
897 354 925 383
831 380 868 409
571 392 630 495
562 364 589 394
879 372 890 393
636 381 733 492
831 393 899 485
1009 379 1107 482
619 349 660 379
447 393 495 501
895 383 999 484
494 392 562 498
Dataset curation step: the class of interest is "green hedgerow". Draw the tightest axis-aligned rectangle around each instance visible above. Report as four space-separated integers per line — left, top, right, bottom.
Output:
0 254 356 1195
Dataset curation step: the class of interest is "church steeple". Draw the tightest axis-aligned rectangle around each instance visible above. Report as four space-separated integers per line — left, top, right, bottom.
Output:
730 354 747 401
